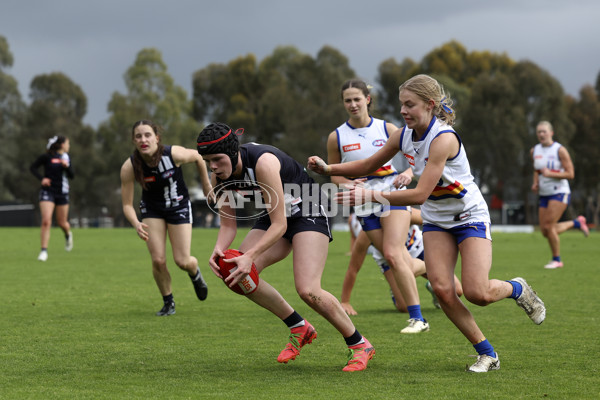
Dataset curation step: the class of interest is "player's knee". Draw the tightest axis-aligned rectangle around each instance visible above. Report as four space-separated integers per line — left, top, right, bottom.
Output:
432 284 454 305
297 287 322 306
539 223 553 237
172 256 189 269
382 250 404 269
151 258 167 270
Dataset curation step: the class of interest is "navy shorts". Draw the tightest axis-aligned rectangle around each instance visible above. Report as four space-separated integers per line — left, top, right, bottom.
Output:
358 206 409 231
39 188 69 206
539 193 570 208
140 200 193 225
252 214 333 243
423 222 491 245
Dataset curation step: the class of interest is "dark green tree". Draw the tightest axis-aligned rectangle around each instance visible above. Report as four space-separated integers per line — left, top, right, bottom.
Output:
0 36 27 202
461 72 527 202
567 83 600 226
191 46 354 168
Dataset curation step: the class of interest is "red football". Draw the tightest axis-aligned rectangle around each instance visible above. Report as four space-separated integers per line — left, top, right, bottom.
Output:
217 249 260 295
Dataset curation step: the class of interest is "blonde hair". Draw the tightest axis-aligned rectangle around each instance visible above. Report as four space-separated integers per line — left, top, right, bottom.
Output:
537 120 553 132
399 74 455 126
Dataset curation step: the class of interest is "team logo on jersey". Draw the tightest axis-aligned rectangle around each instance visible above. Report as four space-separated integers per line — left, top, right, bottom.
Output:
343 143 361 152
51 158 62 164
143 176 156 183
404 153 415 166
161 170 174 179
372 139 386 147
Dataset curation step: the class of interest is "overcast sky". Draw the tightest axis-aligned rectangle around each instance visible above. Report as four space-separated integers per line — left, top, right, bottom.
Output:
2 0 599 128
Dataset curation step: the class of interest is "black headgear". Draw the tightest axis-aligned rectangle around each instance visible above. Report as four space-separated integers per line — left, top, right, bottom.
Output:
197 122 240 172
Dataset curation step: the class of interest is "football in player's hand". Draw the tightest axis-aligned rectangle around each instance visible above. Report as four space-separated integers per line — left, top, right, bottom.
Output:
218 249 259 295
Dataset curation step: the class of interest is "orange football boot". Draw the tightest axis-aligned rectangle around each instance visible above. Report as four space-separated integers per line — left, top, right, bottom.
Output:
342 338 375 372
277 321 317 363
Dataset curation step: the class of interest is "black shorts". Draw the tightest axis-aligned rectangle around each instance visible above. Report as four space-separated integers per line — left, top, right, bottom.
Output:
252 214 333 243
139 200 193 225
39 188 69 206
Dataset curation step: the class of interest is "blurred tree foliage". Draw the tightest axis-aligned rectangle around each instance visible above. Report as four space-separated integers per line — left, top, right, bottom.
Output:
1 35 598 226
0 36 27 202
567 78 600 226
192 45 353 174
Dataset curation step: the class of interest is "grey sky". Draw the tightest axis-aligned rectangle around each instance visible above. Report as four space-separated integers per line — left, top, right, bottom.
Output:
2 0 599 127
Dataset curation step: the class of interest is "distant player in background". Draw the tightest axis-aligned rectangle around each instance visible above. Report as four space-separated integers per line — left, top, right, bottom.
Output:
30 135 74 262
531 120 589 269
197 122 375 372
326 79 429 334
120 120 212 316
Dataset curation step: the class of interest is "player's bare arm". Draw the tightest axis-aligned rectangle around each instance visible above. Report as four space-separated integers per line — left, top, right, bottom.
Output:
326 131 353 187
120 159 149 241
243 153 287 263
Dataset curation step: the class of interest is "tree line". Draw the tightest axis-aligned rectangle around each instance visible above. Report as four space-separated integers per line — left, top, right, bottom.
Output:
1 36 598 227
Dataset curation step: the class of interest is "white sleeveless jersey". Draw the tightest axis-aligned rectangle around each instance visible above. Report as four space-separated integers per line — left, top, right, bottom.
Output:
336 117 402 217
406 224 424 259
532 142 570 196
399 117 490 229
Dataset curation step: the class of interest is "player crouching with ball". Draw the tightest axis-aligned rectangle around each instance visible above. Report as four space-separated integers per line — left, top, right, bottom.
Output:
197 122 374 372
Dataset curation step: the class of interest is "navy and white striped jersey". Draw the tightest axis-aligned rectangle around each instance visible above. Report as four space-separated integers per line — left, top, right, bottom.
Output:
217 143 328 217
134 145 190 212
30 152 74 194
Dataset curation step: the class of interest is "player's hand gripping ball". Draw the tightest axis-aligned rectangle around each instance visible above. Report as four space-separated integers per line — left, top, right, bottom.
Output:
218 249 260 295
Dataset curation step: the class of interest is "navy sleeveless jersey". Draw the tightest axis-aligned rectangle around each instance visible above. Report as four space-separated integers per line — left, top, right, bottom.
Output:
134 145 190 212
30 152 74 194
217 143 328 217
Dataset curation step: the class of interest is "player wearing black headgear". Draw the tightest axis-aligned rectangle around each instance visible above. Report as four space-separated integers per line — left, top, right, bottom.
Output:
200 122 375 372
197 122 240 173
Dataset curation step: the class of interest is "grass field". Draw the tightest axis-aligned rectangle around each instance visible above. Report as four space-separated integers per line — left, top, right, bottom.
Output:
0 227 598 399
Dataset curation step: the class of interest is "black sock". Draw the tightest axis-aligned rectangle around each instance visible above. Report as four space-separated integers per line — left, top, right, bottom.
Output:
282 311 304 328
189 267 203 281
344 330 364 347
163 294 174 304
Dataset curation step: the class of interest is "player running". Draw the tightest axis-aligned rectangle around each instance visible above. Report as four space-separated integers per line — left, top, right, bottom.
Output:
198 122 374 372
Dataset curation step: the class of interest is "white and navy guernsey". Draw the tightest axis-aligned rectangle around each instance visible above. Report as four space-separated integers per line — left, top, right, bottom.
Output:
135 145 189 212
405 224 424 259
532 142 571 196
399 117 490 229
336 116 400 216
217 143 327 218
30 151 74 194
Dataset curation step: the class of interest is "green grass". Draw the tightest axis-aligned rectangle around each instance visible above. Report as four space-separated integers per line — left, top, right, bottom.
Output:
0 227 598 399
